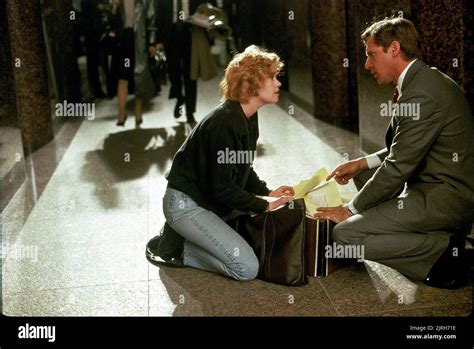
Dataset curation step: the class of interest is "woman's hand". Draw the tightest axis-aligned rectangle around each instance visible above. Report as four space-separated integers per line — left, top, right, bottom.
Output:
267 196 292 211
268 186 294 198
326 158 368 185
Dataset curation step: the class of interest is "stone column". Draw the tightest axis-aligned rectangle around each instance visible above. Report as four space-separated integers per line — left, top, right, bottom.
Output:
5 0 53 153
309 0 351 128
412 0 473 112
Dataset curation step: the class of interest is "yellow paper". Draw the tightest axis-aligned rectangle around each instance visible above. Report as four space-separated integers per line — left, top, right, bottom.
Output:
293 168 329 199
340 192 355 204
304 181 343 214
260 167 347 215
293 167 344 215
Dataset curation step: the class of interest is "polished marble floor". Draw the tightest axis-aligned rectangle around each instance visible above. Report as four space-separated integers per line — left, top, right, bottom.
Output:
1 75 472 317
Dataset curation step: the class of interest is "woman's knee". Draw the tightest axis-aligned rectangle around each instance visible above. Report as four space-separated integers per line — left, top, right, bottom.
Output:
230 253 259 281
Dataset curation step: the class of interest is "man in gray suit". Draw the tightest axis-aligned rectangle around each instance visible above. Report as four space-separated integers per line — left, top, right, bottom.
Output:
315 18 474 289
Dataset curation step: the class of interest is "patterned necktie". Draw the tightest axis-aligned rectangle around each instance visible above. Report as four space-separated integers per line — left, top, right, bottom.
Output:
392 85 399 104
386 85 399 148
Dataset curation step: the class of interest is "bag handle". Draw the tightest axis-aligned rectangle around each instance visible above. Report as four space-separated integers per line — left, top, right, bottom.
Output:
258 212 270 275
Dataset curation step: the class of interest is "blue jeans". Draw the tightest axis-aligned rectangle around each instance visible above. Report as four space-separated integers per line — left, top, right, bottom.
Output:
162 187 259 281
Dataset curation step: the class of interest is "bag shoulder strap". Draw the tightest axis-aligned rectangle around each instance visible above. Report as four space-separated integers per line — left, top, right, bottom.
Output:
257 212 270 274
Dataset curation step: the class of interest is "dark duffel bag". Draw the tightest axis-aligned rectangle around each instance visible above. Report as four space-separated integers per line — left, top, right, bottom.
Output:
230 198 308 286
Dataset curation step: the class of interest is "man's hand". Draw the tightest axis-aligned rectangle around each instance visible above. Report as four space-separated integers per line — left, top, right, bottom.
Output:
326 158 368 185
267 196 292 211
268 186 294 198
314 205 353 223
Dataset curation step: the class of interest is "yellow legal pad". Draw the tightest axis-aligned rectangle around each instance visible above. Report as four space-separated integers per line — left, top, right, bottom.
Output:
293 168 344 215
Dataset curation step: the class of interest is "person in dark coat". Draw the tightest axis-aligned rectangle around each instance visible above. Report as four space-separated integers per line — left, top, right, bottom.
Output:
114 0 157 126
155 0 212 123
81 0 108 98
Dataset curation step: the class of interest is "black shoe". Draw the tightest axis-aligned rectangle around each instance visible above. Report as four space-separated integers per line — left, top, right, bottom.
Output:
116 117 127 126
424 274 466 290
146 223 185 268
174 101 184 118
186 113 196 124
146 236 185 268
424 235 468 289
136 118 143 127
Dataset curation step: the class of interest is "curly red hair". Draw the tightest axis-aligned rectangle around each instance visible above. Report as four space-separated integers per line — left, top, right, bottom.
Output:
219 45 284 103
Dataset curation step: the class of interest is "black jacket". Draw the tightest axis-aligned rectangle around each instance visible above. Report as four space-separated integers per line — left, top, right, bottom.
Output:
166 100 270 216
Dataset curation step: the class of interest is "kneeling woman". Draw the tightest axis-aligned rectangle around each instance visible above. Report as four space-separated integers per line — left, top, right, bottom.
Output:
159 45 294 281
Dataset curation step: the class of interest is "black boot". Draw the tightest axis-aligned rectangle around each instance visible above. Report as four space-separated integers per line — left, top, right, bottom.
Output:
186 113 196 124
424 234 468 289
174 100 184 118
146 223 185 268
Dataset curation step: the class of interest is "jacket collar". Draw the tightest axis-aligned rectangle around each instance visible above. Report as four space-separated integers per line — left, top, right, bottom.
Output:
400 60 426 92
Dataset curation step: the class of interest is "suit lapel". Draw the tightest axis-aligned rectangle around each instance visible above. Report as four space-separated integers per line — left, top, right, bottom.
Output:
400 60 425 96
384 60 427 149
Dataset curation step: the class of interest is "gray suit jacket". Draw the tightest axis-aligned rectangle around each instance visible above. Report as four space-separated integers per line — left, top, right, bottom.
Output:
353 60 474 232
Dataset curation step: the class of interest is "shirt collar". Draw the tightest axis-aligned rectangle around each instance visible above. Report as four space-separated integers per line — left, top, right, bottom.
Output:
397 59 417 94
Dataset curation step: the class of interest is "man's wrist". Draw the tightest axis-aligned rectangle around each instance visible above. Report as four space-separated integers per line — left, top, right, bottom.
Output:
346 201 359 215
365 154 382 169
359 157 369 170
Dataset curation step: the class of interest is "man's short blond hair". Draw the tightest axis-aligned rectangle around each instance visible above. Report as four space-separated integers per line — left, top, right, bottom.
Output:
219 45 284 103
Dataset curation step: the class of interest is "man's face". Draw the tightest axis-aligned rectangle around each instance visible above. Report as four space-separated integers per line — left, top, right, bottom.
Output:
364 36 395 85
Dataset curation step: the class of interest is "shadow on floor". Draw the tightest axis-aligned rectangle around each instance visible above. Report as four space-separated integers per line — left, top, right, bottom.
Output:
84 125 189 179
80 125 189 208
